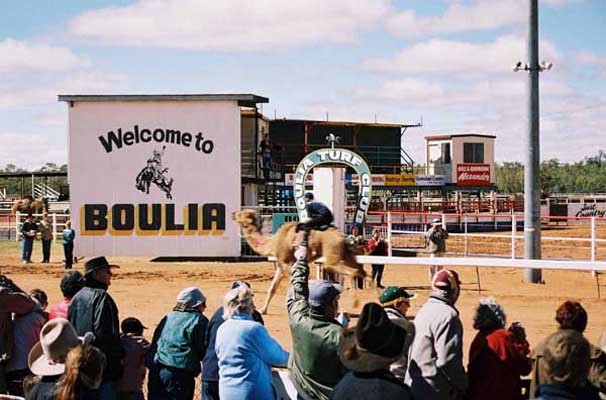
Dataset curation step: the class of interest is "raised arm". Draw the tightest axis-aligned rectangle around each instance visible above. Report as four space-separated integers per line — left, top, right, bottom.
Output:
287 232 310 321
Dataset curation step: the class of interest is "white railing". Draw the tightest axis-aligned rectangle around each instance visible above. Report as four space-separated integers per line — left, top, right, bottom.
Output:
386 211 605 261
14 211 71 243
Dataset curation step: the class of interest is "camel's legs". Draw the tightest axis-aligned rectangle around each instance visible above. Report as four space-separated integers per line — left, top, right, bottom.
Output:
259 264 283 315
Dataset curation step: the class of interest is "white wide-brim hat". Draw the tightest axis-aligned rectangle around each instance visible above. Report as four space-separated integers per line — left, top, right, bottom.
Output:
28 318 94 376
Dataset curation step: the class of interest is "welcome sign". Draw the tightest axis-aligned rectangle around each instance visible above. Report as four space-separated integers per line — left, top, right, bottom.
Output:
63 97 242 257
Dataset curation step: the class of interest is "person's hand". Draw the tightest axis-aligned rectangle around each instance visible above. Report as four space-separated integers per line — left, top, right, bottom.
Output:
336 312 350 328
294 244 307 260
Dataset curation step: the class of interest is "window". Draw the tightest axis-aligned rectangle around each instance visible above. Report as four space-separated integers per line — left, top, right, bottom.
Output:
441 142 451 164
464 142 484 163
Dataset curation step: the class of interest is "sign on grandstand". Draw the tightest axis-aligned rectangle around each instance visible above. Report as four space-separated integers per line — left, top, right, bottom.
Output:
62 97 241 257
456 163 491 186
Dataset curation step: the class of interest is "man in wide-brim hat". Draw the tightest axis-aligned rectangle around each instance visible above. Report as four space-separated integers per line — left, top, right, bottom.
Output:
426 217 449 281
27 318 93 399
68 256 124 398
331 303 413 400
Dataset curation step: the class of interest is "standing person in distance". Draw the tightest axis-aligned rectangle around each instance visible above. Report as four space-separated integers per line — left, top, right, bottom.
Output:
21 213 37 264
68 256 125 400
38 214 53 263
367 228 388 289
62 220 76 270
426 218 449 281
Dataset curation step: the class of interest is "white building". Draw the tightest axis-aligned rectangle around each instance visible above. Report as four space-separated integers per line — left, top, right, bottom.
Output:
425 134 496 186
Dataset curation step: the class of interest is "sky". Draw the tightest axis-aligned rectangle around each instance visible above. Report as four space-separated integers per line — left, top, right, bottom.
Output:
1 0 605 170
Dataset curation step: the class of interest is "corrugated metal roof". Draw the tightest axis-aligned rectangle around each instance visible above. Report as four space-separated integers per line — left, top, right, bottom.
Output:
425 133 496 140
58 93 269 107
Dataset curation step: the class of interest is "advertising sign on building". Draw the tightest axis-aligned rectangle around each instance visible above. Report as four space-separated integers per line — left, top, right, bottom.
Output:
64 98 242 257
415 175 445 186
384 174 415 186
285 173 314 186
456 163 491 186
350 174 386 186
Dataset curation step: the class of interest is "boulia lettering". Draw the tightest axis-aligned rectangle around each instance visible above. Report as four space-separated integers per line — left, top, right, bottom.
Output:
80 203 226 236
98 125 214 154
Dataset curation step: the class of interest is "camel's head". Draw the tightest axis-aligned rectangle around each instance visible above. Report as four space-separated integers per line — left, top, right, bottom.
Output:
232 209 259 228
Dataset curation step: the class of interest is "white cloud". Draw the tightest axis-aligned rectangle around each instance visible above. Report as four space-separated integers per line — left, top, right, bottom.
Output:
386 0 525 39
69 0 390 51
361 35 561 76
575 50 606 66
0 38 90 73
0 71 129 109
0 132 66 168
386 0 579 39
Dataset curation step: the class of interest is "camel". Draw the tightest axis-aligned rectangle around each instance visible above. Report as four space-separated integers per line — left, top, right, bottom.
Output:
11 196 48 215
233 209 367 314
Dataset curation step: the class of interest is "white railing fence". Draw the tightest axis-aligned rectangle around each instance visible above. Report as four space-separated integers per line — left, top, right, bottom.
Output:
14 211 71 243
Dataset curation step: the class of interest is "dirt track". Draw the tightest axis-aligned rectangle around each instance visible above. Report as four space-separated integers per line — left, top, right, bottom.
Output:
1 234 605 364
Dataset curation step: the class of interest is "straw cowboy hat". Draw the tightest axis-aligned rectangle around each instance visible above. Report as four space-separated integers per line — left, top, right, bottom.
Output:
339 303 413 372
28 318 94 376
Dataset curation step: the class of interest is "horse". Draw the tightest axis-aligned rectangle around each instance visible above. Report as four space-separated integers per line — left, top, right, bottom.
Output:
10 196 48 215
136 166 173 199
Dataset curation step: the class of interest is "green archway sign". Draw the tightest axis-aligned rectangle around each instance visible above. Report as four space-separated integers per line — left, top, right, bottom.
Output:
293 147 372 227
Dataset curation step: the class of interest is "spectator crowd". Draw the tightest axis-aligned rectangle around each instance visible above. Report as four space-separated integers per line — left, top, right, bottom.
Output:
1 232 606 400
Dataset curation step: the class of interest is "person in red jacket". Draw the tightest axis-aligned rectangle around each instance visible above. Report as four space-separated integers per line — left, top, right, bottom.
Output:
466 297 531 400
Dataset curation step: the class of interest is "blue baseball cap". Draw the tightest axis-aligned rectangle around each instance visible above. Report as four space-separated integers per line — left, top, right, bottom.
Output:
309 280 343 308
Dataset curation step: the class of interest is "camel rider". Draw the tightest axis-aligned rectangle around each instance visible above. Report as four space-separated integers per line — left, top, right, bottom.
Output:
147 147 167 180
296 192 334 232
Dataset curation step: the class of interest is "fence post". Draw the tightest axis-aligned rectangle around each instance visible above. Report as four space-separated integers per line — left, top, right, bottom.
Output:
511 214 516 259
387 211 392 256
15 211 20 242
591 216 596 262
463 214 467 257
52 213 57 244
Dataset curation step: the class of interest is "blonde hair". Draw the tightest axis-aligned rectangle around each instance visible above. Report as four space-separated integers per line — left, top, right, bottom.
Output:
55 345 106 400
223 285 254 319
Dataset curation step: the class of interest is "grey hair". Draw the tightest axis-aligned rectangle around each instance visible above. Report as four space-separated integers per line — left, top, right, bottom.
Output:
473 297 507 331
222 285 254 319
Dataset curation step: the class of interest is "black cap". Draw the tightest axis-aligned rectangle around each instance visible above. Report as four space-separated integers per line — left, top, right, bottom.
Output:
84 256 120 276
121 317 147 334
304 192 314 201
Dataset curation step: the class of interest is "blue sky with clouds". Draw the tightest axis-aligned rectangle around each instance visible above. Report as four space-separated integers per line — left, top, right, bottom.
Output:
1 0 605 169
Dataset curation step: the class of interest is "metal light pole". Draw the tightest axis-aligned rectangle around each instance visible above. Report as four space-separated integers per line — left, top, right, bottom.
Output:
513 0 552 283
524 0 542 283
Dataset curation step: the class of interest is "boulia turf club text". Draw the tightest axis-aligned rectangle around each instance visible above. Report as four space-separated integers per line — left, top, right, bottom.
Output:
98 125 214 153
80 203 225 235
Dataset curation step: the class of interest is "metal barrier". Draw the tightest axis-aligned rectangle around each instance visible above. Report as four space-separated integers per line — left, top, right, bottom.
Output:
13 212 71 243
379 211 606 261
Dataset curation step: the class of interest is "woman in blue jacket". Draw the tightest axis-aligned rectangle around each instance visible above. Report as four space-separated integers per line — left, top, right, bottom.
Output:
216 285 289 400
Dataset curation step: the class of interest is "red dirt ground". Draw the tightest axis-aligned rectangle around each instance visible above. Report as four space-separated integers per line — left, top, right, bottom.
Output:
1 230 605 364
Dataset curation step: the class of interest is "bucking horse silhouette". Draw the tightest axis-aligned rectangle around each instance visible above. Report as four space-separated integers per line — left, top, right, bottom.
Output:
136 147 174 199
